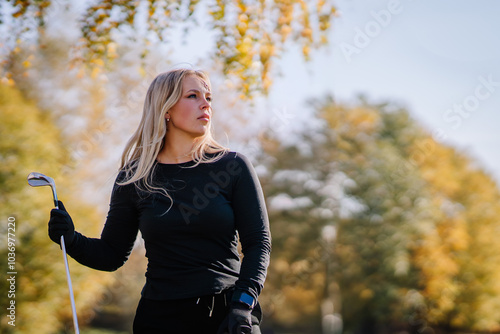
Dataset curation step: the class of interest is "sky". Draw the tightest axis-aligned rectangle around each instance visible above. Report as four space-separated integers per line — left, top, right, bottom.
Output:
47 0 500 188
266 0 500 184
4 0 498 186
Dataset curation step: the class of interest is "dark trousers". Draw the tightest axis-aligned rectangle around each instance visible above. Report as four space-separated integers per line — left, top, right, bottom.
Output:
133 290 262 334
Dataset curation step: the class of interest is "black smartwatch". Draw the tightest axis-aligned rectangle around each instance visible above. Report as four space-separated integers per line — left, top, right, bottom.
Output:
232 290 255 309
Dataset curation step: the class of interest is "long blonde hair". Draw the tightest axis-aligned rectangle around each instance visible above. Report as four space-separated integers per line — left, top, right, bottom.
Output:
118 68 228 199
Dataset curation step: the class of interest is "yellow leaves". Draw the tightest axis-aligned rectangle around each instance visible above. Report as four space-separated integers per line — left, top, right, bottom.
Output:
210 0 225 21
415 236 460 319
76 67 85 79
90 57 104 67
322 103 383 138
148 4 156 17
96 11 108 23
350 107 381 130
5 0 337 98
405 126 500 329
445 220 469 252
280 24 292 39
360 288 374 300
411 138 467 197
188 0 200 15
22 54 35 68
39 0 51 10
4 77 16 86
302 45 311 59
12 10 24 18
273 258 290 273
298 0 311 39
237 13 249 36
301 27 313 39
272 285 322 325
1 71 16 86
259 33 274 62
106 42 117 59
91 65 101 78
236 37 252 55
259 98 500 330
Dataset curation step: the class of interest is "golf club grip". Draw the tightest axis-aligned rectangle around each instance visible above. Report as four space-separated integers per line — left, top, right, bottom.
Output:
61 236 80 334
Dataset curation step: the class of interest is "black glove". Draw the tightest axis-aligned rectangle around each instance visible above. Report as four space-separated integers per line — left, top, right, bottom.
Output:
228 303 252 334
48 200 75 246
217 303 253 334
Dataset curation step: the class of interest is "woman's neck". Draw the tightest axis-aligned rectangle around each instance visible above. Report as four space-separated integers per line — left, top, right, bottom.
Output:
157 136 196 164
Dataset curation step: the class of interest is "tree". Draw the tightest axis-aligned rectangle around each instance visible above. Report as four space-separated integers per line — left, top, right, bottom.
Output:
258 96 500 333
1 0 337 96
0 84 115 333
410 131 500 331
258 133 340 331
314 99 430 332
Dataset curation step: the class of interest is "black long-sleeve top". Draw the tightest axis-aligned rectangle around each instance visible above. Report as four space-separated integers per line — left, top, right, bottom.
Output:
66 151 271 301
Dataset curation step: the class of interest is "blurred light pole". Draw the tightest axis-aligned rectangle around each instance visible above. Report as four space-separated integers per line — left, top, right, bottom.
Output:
321 225 342 334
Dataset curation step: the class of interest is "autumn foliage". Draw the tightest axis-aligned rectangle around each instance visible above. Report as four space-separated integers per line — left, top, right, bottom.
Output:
2 1 500 333
259 97 500 333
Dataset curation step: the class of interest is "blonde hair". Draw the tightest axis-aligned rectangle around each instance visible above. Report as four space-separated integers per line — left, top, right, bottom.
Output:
118 68 228 199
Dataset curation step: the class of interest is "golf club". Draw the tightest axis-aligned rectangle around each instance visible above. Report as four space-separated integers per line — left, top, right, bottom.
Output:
27 172 80 334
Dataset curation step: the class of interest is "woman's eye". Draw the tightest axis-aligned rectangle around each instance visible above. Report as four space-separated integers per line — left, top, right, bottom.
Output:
206 97 212 102
187 94 196 98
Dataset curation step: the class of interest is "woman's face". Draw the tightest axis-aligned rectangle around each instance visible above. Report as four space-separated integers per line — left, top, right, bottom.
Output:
167 75 212 138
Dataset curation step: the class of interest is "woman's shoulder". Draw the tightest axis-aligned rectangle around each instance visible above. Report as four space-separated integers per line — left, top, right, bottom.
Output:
116 162 137 181
209 151 257 178
213 150 252 165
113 161 142 191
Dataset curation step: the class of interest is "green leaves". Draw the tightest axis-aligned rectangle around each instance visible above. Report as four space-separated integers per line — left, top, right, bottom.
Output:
259 97 500 332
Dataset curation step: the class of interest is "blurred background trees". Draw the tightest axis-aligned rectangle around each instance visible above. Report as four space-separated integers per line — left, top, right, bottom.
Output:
2 1 500 334
259 98 500 333
0 83 114 333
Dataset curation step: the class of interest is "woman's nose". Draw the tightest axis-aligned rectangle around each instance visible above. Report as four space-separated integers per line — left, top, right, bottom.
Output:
201 98 210 109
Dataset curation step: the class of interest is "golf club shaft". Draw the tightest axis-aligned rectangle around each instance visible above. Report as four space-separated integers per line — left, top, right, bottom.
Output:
61 235 80 334
52 184 78 333
53 189 58 209
27 172 79 333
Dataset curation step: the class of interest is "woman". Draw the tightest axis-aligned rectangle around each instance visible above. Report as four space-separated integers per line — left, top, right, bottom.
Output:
48 68 272 334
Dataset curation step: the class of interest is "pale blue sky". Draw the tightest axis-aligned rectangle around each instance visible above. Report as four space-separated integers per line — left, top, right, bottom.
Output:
267 0 500 184
48 0 500 186
5 0 498 184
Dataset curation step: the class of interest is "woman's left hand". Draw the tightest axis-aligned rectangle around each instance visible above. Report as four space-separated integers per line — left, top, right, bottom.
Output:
217 304 252 334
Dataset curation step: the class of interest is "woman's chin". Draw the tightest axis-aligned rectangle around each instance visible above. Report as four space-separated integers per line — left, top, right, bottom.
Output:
190 128 208 138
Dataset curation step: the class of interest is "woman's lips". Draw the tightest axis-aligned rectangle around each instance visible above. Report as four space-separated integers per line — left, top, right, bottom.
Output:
198 113 210 121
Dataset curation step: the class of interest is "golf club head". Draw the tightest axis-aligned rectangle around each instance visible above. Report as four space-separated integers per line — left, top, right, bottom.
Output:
27 172 59 208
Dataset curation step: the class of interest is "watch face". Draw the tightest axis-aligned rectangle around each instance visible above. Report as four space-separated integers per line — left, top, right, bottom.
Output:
240 293 254 306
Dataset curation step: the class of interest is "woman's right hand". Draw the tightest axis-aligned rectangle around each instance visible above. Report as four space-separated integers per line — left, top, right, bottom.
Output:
48 200 75 246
